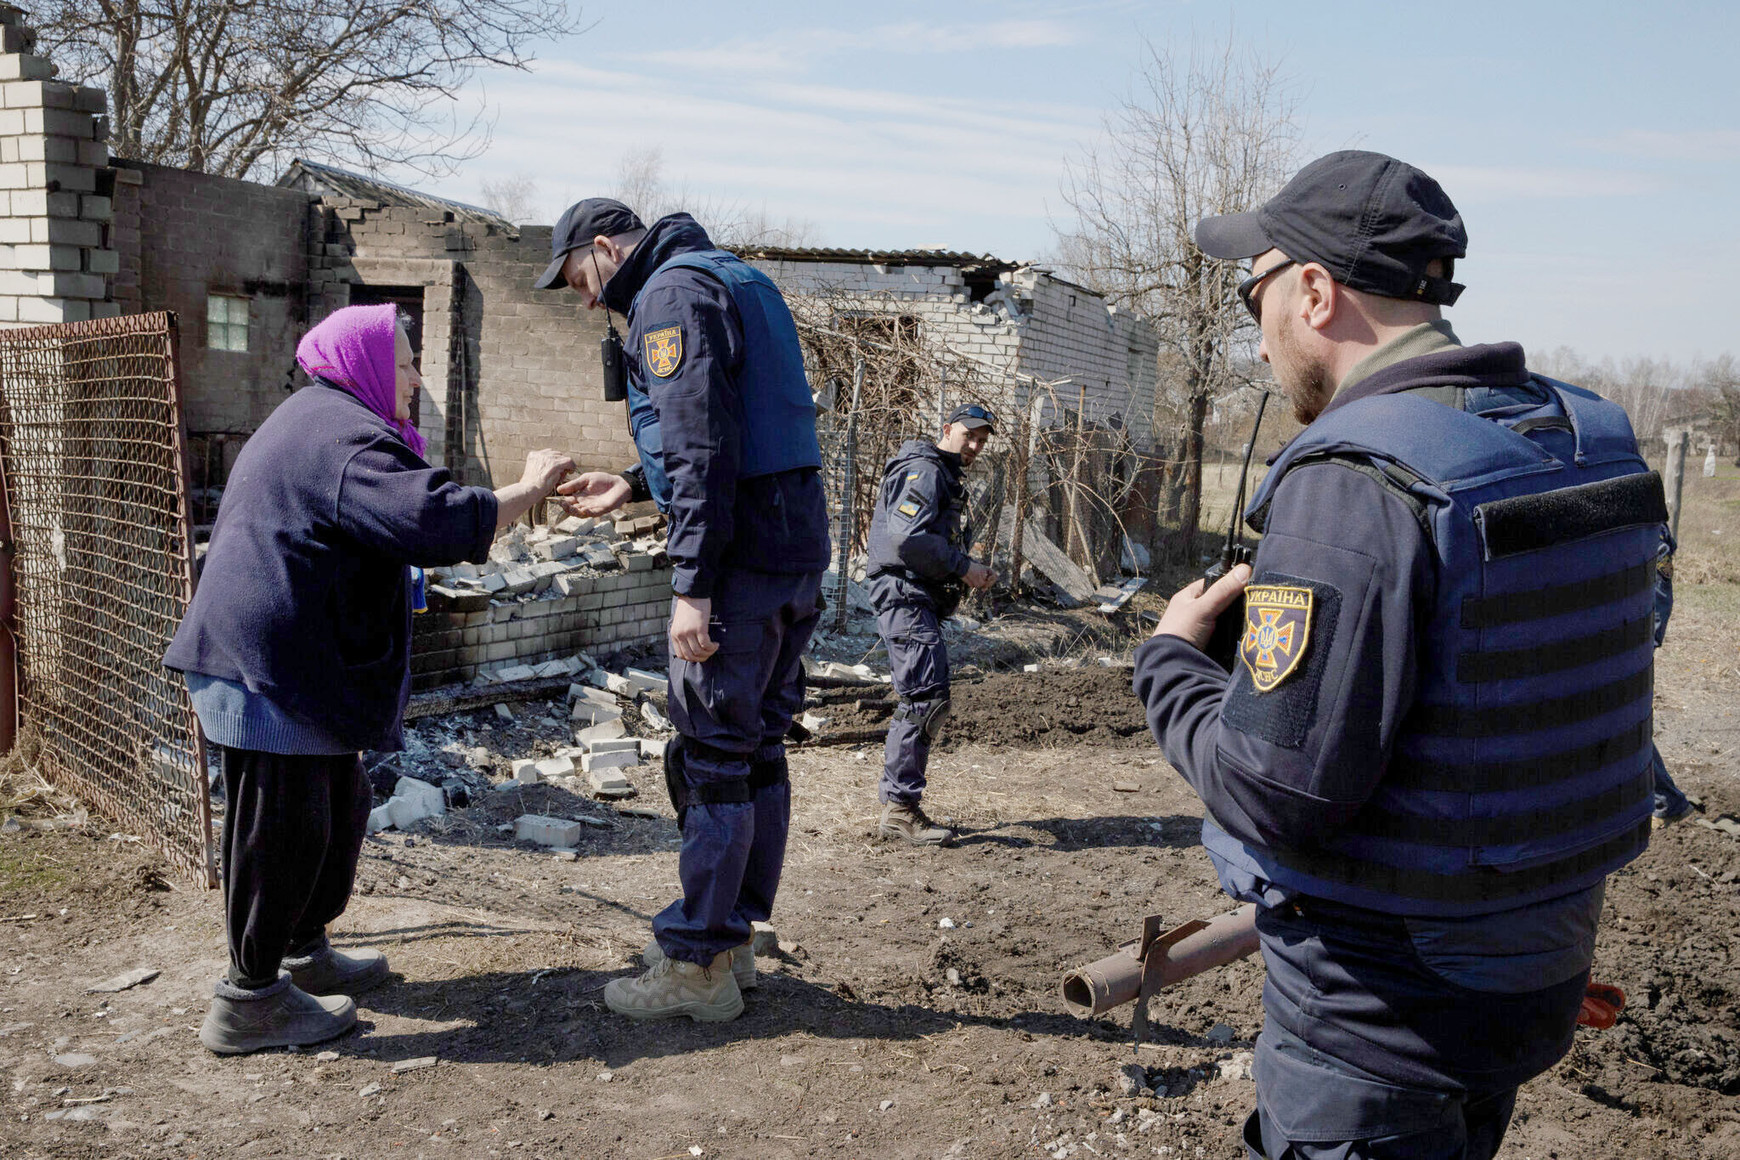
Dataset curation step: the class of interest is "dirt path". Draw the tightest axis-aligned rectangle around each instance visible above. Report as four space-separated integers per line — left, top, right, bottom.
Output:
3 623 1739 1158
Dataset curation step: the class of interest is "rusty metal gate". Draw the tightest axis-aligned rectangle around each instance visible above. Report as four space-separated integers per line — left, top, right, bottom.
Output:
0 312 213 886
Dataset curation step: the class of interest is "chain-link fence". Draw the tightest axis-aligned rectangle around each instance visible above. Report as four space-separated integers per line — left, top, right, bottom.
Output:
0 312 212 887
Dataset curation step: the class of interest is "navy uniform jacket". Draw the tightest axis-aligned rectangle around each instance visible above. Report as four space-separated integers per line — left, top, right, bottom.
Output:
601 215 830 599
864 439 972 613
1135 341 1610 1093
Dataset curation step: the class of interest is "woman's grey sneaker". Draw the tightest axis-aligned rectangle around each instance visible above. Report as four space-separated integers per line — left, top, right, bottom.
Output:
199 974 356 1055
283 939 389 995
878 800 956 846
641 939 757 990
605 949 743 1022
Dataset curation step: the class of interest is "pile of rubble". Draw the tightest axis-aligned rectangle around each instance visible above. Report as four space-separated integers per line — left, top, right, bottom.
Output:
368 657 674 848
423 512 667 620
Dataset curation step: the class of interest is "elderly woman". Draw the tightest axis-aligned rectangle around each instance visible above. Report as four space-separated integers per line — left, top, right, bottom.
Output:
165 304 573 1055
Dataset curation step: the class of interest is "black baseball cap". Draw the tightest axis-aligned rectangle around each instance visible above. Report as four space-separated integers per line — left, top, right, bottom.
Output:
946 403 997 433
533 197 646 290
1195 151 1467 305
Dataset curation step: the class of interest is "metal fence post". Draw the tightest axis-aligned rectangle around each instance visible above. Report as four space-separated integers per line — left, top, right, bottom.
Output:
834 358 864 632
1665 427 1689 543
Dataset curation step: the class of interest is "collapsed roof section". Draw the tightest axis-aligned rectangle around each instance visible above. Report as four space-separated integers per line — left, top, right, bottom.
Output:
277 159 512 230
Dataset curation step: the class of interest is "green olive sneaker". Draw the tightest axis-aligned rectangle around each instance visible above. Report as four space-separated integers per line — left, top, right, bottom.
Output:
605 949 743 1022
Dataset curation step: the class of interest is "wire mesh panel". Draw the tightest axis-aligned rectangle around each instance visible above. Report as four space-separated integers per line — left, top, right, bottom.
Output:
0 312 212 887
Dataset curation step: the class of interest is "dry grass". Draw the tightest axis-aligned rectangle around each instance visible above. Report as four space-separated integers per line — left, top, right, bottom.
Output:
0 725 81 823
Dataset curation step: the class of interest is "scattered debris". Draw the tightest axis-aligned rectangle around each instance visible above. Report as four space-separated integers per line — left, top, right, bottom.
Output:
85 968 160 994
515 815 583 848
358 1083 381 1098
391 1056 439 1074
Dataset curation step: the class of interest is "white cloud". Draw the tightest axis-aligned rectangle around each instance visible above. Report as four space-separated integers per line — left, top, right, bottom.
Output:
420 60 1100 257
1433 164 1669 201
626 18 1083 75
1592 128 1740 164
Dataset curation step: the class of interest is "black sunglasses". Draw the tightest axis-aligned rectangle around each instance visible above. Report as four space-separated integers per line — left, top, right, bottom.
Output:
1237 259 1296 323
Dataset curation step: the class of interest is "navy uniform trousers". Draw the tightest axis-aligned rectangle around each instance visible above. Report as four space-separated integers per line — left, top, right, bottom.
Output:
877 602 950 804
654 568 822 964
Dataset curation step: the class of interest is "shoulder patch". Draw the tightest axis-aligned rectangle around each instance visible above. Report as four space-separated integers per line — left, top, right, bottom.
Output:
897 500 921 517
1221 574 1342 750
1239 584 1314 692
643 323 684 378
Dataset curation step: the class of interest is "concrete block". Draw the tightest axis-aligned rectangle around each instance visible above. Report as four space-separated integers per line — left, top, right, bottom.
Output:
583 544 620 570
480 572 508 594
535 536 579 560
584 737 640 756
515 814 582 848
638 738 664 760
570 701 623 727
494 702 515 722
575 717 627 745
555 515 593 535
800 712 831 732
750 921 779 955
496 664 536 682
553 572 591 597
535 755 577 780
532 660 570 679
430 583 489 613
393 775 448 817
583 750 641 774
570 682 618 707
625 667 668 695
500 567 537 596
604 672 637 697
625 553 656 573
639 699 670 731
367 804 394 833
586 767 635 797
512 759 540 784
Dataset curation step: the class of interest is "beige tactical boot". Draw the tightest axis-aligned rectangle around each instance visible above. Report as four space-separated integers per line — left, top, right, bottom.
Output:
878 800 956 846
605 948 743 1022
641 939 758 990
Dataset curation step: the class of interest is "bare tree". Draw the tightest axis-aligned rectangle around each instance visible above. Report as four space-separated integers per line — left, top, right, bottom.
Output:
35 0 580 180
480 172 540 225
610 147 820 249
1055 36 1298 560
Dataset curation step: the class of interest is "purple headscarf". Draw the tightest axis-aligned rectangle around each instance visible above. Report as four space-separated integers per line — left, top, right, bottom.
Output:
295 304 427 457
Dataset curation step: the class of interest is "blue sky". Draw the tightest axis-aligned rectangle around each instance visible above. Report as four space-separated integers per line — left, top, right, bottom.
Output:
415 1 1737 363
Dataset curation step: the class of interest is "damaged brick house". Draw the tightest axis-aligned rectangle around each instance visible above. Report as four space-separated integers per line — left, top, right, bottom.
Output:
2 19 1162 683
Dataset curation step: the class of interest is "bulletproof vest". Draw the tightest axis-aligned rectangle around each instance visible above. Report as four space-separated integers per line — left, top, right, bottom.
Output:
631 250 822 503
1225 377 1664 917
865 447 969 611
624 375 672 512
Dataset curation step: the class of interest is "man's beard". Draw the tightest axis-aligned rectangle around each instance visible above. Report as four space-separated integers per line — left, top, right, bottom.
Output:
1273 317 1333 424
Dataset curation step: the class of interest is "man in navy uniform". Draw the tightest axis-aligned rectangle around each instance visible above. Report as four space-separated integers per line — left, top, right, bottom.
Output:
535 198 830 1022
863 404 998 845
1135 152 1664 1159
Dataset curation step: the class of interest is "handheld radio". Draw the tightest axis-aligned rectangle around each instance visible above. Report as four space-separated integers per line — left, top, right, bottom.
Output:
1199 389 1271 671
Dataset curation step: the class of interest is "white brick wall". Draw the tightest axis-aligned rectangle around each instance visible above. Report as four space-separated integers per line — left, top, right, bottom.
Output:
748 257 1158 450
0 9 112 328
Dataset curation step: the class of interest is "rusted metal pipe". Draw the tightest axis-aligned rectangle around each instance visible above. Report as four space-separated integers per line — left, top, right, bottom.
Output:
1060 904 1260 1017
0 446 15 754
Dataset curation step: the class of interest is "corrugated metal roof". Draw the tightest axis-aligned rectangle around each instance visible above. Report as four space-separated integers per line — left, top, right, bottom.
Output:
276 159 511 229
732 245 1015 271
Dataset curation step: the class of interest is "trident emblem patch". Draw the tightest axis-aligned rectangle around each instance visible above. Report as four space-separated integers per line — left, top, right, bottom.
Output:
1240 584 1313 692
643 324 684 378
